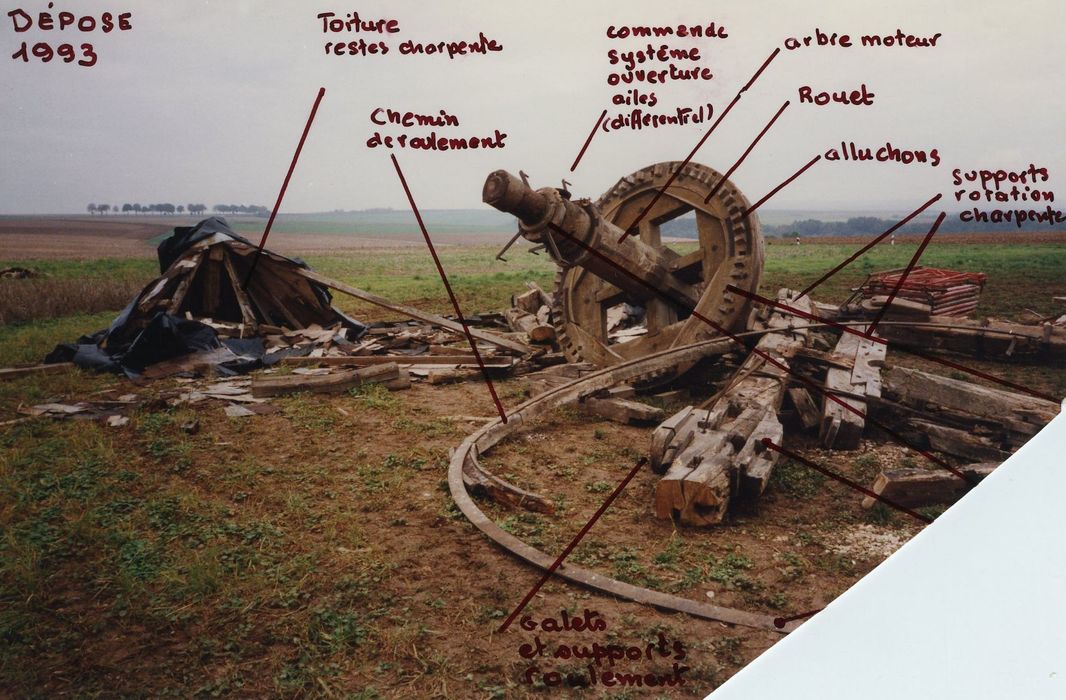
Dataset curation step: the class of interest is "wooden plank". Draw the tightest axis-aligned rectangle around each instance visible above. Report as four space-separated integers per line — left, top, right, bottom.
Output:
280 354 512 368
820 325 886 450
582 396 664 425
296 268 533 355
737 410 785 499
427 368 480 385
255 280 303 330
427 344 473 355
878 316 1066 360
221 250 258 329
649 405 698 473
787 387 821 429
0 363 76 382
861 462 998 509
166 251 205 315
251 363 399 397
202 245 224 315
883 366 1058 429
908 419 1010 462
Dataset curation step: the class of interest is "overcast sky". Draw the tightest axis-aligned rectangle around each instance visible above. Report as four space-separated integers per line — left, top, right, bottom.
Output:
2 0 1064 214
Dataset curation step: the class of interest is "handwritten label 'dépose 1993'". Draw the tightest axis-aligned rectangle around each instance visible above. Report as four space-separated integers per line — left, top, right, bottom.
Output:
7 6 133 68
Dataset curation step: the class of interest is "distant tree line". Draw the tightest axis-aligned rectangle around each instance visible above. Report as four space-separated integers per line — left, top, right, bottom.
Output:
211 204 270 216
86 203 269 217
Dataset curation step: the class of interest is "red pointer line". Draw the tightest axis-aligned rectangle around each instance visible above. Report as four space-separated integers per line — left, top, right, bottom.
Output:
390 154 508 424
742 154 821 218
868 212 946 333
570 109 608 172
798 193 942 299
498 457 648 633
243 87 326 289
726 285 1059 403
546 222 973 485
762 439 934 524
703 100 790 203
619 47 781 241
774 608 823 629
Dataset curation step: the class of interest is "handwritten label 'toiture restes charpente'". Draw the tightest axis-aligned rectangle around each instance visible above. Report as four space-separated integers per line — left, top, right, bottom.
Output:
516 609 691 690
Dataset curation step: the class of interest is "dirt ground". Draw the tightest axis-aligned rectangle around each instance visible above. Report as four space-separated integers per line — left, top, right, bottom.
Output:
1 216 1064 697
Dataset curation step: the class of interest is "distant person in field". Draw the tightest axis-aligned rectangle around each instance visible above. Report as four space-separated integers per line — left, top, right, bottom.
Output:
795 234 801 245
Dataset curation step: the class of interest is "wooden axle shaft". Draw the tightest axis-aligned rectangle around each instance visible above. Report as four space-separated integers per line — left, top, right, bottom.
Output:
483 169 700 310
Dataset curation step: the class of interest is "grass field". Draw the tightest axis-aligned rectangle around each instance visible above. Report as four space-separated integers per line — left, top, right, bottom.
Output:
4 234 1065 334
1 224 1064 697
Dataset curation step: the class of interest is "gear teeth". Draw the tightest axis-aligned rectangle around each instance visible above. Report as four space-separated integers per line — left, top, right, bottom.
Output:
554 161 763 384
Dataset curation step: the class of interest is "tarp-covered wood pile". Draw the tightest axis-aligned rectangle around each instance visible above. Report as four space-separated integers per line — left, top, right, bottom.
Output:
45 217 366 376
43 217 535 379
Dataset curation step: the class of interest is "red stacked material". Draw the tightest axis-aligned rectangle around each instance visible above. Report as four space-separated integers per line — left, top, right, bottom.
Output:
859 266 987 316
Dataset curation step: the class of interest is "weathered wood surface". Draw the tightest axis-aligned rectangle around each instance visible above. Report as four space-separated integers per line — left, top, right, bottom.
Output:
280 354 512 368
502 308 555 343
651 289 812 525
909 420 1010 462
525 281 554 308
512 288 542 315
582 396 664 425
882 366 1057 432
427 368 481 385
877 315 1066 359
820 326 886 449
221 250 259 330
861 462 997 509
787 386 821 429
251 363 399 397
870 365 1059 461
297 268 533 356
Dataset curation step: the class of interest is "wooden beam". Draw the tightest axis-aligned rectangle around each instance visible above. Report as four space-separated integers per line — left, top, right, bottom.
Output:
502 308 555 343
296 268 533 356
787 386 821 429
820 325 886 450
861 462 997 509
251 363 400 397
202 246 224 315
166 251 205 315
427 368 480 385
221 250 258 330
512 288 541 315
878 316 1066 360
652 289 812 525
582 396 664 425
280 354 513 368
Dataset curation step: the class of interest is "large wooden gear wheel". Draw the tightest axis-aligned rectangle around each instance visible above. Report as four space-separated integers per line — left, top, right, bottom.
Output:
552 161 765 377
